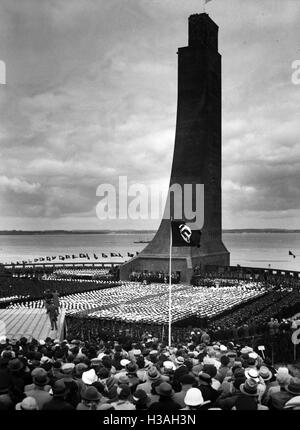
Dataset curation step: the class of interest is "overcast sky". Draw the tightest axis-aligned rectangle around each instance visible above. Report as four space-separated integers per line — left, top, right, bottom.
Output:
0 0 299 230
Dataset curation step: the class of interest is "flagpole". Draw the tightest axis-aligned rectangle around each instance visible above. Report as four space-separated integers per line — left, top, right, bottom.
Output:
168 218 172 347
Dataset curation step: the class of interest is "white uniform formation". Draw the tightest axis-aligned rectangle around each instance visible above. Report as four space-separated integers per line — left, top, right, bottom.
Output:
8 281 266 324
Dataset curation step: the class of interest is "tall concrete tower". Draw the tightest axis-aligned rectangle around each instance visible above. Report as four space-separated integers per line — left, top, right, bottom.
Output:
120 13 230 281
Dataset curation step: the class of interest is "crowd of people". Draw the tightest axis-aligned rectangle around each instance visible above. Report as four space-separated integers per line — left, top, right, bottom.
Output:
7 282 267 325
1 330 300 411
129 271 181 284
0 276 120 303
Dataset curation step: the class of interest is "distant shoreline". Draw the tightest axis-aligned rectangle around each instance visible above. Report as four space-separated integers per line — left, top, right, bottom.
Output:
0 229 299 235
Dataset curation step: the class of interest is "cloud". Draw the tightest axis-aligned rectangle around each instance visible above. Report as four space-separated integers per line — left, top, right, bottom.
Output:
0 176 40 194
0 0 299 229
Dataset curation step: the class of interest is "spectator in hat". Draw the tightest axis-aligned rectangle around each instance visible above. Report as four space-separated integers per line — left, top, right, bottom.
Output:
24 368 52 409
50 360 64 383
74 363 88 394
263 367 291 406
76 386 102 410
42 380 74 410
232 379 268 410
110 384 135 410
114 359 130 381
132 389 150 410
135 356 147 383
198 372 220 405
172 374 196 408
215 375 246 410
173 357 188 392
104 376 118 402
160 360 175 383
202 364 221 391
182 387 211 411
7 358 26 404
148 382 181 411
136 367 162 395
15 396 39 410
58 363 80 407
126 362 140 393
216 355 231 383
82 369 98 387
268 377 300 410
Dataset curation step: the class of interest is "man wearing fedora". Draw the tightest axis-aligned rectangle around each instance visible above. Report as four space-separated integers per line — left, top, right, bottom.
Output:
198 372 220 405
148 382 181 411
268 377 300 410
136 366 162 395
42 380 74 410
76 386 102 410
231 379 269 410
24 368 52 409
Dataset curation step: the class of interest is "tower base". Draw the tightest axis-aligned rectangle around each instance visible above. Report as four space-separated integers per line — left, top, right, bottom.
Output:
120 250 229 282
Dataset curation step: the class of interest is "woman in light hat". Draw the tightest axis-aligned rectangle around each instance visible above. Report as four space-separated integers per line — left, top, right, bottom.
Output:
182 387 211 410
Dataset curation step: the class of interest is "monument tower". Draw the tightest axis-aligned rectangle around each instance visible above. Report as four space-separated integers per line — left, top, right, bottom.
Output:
120 13 230 281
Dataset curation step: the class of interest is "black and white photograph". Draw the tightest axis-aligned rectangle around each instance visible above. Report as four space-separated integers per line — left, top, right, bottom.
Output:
0 0 300 417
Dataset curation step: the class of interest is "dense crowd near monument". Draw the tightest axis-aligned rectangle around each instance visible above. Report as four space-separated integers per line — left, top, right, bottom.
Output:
1 329 300 411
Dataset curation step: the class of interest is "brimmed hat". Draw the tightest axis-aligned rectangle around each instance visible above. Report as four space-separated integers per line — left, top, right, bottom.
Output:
40 356 51 365
148 367 160 380
198 372 212 384
276 367 290 384
133 349 142 356
82 369 98 385
8 358 23 372
15 397 38 410
156 382 174 397
75 363 88 374
126 362 137 374
32 368 50 386
184 388 205 406
120 359 130 367
220 345 227 352
132 389 149 404
240 379 259 397
163 361 176 371
118 375 129 385
248 352 258 360
50 380 68 397
175 356 185 365
259 366 272 381
61 363 75 374
81 386 101 402
245 368 260 382
285 378 300 396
